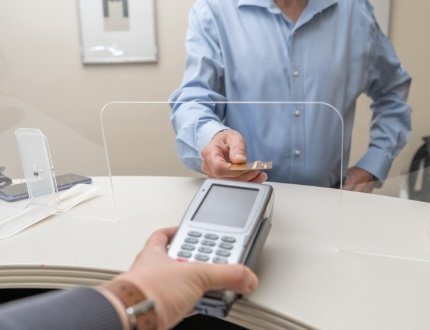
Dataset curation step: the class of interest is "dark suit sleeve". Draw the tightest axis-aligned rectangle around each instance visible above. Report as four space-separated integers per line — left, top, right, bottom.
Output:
0 287 123 330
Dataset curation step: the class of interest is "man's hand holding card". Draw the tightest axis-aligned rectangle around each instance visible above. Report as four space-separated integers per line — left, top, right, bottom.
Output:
201 129 271 184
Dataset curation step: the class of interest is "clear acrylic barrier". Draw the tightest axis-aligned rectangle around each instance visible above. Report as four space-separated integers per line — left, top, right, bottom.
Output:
100 102 205 224
100 101 344 225
340 164 430 263
100 102 199 177
101 101 430 263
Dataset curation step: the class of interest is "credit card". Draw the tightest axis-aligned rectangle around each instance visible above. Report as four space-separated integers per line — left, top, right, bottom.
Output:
229 161 272 171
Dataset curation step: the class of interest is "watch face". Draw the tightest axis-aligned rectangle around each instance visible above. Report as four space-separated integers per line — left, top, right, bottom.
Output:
128 300 156 315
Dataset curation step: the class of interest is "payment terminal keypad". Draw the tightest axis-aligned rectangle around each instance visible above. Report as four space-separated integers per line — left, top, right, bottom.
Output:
175 230 237 264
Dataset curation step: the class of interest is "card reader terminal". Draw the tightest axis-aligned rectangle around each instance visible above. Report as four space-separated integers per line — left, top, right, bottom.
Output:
168 179 274 317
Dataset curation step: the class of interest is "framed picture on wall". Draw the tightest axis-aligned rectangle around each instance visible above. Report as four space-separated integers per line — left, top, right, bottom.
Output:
77 0 157 64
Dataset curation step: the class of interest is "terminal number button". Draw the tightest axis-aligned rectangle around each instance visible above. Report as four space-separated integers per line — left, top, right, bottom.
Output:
212 257 228 264
188 231 202 238
181 244 196 251
198 246 213 254
177 251 192 259
218 242 233 250
216 250 231 257
204 233 219 240
184 237 199 244
195 254 210 262
201 240 216 247
221 236 236 243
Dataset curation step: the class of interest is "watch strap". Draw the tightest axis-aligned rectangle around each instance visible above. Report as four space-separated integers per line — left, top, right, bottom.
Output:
104 280 157 330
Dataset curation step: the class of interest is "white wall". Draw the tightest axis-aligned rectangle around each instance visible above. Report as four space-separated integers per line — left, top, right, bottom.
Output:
1 0 429 197
0 0 196 178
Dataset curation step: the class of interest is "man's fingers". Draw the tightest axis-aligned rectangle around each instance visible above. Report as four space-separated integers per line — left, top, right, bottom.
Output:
201 156 231 178
249 172 268 183
201 143 231 177
229 170 265 182
144 227 178 251
202 156 268 182
343 180 375 193
198 264 258 294
343 167 376 193
201 129 267 182
342 180 354 191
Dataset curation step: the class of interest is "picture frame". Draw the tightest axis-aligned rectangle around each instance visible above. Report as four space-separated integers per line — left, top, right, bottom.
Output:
77 0 157 64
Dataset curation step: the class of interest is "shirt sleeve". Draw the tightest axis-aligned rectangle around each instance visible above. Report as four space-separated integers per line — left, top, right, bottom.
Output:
0 288 122 330
170 1 229 172
357 13 412 182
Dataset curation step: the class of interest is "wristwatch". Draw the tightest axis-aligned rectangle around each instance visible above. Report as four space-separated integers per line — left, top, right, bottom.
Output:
104 280 157 330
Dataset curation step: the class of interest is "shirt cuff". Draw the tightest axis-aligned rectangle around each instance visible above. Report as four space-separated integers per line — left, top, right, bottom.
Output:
355 147 394 182
197 120 230 151
0 287 122 330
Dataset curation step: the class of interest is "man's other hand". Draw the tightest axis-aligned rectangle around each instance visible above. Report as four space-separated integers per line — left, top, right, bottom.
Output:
343 166 377 193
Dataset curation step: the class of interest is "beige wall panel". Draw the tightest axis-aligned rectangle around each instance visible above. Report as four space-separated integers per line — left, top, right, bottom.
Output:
1 0 429 198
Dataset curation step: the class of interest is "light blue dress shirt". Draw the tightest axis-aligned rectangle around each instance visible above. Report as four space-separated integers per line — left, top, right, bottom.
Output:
170 0 411 187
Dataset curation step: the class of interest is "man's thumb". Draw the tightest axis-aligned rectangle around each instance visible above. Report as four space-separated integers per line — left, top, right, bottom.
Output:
227 135 247 164
200 264 258 294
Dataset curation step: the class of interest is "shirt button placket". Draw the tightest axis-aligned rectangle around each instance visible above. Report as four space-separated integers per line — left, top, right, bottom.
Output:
289 31 304 183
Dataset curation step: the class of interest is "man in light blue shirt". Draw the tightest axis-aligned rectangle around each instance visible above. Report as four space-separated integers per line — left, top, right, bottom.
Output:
170 0 411 191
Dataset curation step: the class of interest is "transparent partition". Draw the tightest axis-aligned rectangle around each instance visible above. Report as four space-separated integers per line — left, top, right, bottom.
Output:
100 101 345 227
100 102 200 177
0 108 117 240
101 101 345 182
340 137 430 262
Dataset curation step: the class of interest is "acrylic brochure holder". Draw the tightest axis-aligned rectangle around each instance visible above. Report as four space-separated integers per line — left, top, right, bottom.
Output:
0 128 118 239
16 128 59 207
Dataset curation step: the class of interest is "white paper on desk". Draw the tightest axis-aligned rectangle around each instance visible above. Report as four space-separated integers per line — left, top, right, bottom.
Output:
0 184 99 239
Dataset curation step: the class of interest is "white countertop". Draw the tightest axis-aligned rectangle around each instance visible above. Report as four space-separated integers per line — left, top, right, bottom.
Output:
1 176 430 330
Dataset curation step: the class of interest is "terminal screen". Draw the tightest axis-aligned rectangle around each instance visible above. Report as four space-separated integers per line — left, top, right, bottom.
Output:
192 184 258 228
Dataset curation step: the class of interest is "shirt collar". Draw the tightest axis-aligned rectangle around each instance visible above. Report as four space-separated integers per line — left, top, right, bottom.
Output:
306 0 338 14
237 0 270 8
238 0 338 13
